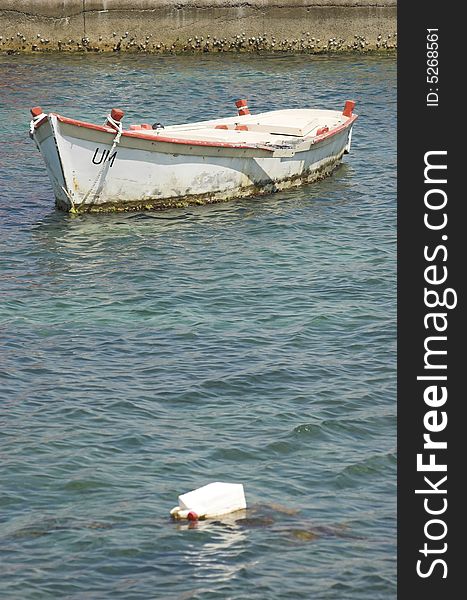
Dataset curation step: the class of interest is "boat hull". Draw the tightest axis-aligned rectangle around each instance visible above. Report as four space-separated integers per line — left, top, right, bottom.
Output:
33 113 355 213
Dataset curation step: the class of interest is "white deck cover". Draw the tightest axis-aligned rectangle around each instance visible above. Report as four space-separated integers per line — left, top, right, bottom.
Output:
129 109 346 146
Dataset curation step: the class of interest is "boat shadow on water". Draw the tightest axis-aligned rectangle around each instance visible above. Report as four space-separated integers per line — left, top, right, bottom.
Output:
32 160 354 234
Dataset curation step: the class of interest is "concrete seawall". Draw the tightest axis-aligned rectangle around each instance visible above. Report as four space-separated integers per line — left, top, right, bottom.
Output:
1 1 396 53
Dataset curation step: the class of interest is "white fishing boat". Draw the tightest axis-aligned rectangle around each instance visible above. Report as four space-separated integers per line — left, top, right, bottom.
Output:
29 98 357 213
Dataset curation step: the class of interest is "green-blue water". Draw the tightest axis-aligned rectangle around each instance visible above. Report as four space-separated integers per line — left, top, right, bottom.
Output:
0 53 396 599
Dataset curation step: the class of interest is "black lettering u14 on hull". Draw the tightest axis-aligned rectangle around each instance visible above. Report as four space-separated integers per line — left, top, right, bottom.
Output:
92 147 117 167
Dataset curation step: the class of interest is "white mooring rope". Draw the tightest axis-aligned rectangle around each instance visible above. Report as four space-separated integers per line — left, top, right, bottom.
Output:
79 115 123 211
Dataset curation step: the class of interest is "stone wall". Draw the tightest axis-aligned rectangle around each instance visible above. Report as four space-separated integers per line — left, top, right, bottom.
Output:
0 1 397 53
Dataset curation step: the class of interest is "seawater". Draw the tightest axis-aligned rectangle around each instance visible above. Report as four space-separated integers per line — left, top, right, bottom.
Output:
0 53 396 599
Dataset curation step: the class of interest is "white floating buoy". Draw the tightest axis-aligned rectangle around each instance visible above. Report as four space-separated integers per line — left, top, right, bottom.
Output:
170 482 247 521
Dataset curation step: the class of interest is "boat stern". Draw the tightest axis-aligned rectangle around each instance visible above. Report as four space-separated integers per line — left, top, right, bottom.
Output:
342 100 357 154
